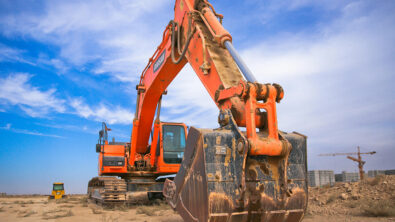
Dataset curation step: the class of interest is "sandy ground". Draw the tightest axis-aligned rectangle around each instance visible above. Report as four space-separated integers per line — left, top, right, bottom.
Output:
0 194 183 222
0 188 394 222
304 215 394 222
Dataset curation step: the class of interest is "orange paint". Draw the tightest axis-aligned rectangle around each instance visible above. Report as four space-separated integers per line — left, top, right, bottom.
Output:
99 0 288 179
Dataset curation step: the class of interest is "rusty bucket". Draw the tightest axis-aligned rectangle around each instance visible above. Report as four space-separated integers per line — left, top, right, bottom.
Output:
164 115 308 222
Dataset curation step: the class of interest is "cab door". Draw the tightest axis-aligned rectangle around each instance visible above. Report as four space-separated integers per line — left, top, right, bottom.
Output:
157 123 187 173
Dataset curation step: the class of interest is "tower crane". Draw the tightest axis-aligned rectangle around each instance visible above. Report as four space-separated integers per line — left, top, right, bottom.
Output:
319 146 376 180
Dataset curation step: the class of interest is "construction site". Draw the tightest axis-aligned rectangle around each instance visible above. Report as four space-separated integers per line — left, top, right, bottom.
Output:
2 145 393 221
0 175 394 221
0 0 394 221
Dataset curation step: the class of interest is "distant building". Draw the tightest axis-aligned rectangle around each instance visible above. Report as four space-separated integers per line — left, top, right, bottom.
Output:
335 171 360 182
385 169 395 175
368 170 385 178
308 170 335 187
335 174 343 182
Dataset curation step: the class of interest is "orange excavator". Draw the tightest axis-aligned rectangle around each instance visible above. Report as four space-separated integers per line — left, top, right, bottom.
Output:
88 0 308 221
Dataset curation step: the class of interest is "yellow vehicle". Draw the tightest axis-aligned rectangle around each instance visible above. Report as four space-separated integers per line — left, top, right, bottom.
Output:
49 182 66 199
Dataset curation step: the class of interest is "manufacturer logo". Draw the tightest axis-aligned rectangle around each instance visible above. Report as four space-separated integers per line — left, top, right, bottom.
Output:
180 0 184 11
153 51 166 73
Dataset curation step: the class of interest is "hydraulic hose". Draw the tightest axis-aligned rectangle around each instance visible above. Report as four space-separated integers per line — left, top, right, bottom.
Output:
170 19 196 64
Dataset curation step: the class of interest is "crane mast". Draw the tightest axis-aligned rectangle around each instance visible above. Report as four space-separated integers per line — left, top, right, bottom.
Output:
319 146 376 180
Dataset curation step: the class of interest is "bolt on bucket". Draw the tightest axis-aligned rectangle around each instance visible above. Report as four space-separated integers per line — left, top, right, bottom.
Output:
164 114 308 222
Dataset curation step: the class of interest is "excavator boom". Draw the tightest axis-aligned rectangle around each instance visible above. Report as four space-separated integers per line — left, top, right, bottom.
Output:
131 0 307 221
131 0 290 166
90 0 308 220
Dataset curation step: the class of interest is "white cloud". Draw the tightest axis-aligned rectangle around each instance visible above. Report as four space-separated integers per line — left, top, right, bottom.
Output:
238 1 395 171
36 122 95 134
242 0 350 25
243 20 394 81
0 44 69 74
0 43 35 65
0 0 172 82
0 73 134 125
36 55 69 74
4 123 11 130
0 73 66 117
0 123 63 138
240 0 395 130
160 65 219 128
70 98 133 125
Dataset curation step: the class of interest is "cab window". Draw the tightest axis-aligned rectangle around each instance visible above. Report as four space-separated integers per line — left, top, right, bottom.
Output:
53 184 64 191
162 125 186 164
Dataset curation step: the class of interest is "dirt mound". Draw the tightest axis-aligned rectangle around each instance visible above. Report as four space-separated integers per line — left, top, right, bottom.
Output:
307 175 395 217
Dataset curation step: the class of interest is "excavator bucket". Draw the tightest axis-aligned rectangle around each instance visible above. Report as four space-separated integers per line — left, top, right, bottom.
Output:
164 113 307 222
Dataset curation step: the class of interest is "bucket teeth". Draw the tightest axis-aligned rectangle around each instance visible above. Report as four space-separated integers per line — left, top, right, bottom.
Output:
164 112 308 222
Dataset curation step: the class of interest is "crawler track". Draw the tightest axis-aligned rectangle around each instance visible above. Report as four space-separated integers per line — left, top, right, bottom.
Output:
87 177 127 206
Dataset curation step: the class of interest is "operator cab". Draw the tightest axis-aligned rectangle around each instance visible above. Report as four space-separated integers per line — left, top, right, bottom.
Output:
53 183 64 191
162 124 186 164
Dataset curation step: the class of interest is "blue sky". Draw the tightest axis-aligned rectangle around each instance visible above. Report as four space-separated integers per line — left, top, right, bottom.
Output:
0 0 394 194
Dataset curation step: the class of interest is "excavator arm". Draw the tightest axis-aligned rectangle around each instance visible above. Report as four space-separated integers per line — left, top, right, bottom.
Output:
132 0 286 166
130 0 308 221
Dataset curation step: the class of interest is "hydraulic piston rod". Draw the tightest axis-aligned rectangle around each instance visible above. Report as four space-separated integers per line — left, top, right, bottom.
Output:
224 40 257 83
